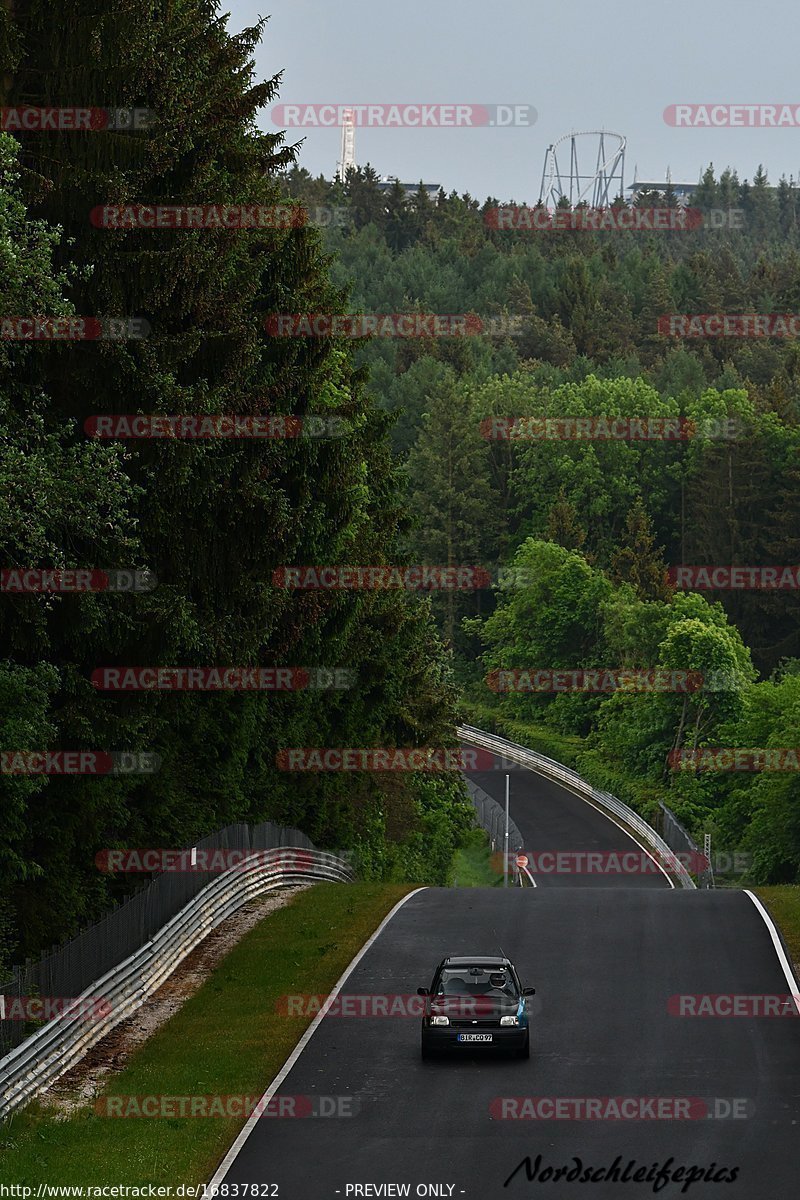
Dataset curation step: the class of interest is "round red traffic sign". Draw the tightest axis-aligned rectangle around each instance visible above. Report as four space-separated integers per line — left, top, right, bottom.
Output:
516 854 528 868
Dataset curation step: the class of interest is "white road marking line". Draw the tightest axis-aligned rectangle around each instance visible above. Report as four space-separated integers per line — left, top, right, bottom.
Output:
744 890 800 1014
473 766 673 889
462 736 675 888
557 789 675 889
207 886 428 1187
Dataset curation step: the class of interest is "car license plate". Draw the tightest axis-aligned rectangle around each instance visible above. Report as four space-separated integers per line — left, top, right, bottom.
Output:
457 1033 492 1042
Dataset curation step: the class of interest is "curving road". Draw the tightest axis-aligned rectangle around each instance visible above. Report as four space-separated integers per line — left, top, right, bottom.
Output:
212 744 799 1197
464 754 672 888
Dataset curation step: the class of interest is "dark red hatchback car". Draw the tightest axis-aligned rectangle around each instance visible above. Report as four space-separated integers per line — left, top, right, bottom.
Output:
417 955 535 1059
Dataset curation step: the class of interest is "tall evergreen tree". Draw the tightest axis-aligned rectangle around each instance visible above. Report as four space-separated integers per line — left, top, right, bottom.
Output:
609 498 671 601
407 378 502 647
0 0 471 955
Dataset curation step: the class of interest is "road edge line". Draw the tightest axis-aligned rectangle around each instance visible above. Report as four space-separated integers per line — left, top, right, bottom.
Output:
743 890 800 1014
556 785 675 889
461 731 676 889
474 758 673 888
207 886 428 1186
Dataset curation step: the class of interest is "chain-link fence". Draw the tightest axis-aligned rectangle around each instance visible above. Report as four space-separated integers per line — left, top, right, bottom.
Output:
0 821 317 1055
465 778 524 879
657 803 714 888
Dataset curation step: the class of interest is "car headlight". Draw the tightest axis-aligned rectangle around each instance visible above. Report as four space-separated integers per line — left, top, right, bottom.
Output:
430 1015 449 1026
500 1016 519 1026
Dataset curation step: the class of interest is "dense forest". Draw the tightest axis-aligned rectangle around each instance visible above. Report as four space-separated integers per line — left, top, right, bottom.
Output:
282 164 800 883
3 5 800 977
0 1 472 969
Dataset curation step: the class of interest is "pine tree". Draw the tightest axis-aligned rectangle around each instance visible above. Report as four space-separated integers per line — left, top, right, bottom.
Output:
717 167 740 212
1 0 469 954
744 165 776 235
693 164 719 210
545 489 587 551
384 179 411 251
777 176 799 236
609 498 671 600
346 164 387 230
406 378 502 647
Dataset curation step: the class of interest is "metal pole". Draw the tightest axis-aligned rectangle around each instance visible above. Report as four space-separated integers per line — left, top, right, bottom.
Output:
704 833 714 888
504 774 510 888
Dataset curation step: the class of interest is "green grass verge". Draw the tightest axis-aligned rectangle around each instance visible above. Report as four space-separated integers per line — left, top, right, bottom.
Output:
752 886 800 977
0 882 415 1186
449 827 504 887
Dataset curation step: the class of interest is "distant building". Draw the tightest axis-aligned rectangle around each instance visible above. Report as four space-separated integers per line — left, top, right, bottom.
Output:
628 176 800 203
627 180 697 202
376 176 441 200
336 109 356 181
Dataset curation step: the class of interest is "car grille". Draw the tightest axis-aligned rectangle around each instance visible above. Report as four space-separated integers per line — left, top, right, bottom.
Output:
449 1018 504 1029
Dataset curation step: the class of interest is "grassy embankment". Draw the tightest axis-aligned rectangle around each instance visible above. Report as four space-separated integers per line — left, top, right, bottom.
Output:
0 882 415 1185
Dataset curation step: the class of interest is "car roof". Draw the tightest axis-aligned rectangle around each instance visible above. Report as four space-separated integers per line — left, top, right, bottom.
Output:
442 956 513 967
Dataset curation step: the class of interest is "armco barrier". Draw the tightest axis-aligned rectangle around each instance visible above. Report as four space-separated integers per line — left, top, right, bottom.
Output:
0 848 352 1120
458 725 696 890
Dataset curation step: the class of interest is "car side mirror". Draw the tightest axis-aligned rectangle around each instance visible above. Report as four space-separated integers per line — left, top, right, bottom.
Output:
417 987 429 996
523 987 536 995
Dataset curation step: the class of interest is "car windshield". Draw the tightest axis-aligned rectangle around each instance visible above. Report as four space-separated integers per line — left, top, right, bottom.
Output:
436 967 517 999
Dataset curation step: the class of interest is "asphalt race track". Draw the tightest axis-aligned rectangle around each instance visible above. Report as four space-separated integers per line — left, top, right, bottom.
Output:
215 887 800 1197
464 756 672 888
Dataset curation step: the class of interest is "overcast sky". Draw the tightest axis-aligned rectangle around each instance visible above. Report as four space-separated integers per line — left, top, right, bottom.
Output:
225 1 800 203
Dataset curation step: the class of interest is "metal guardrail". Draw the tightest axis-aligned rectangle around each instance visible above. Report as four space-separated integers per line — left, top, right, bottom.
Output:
0 820 320 1056
458 725 696 890
0 848 353 1120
